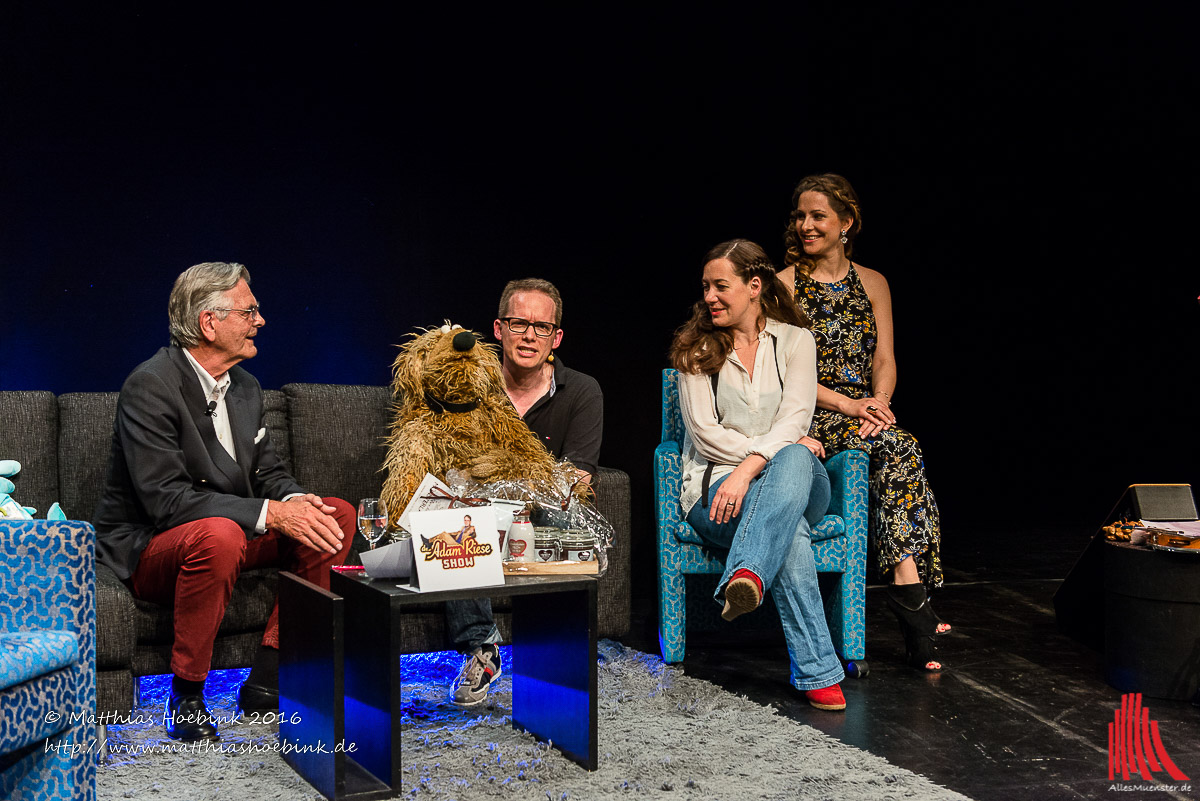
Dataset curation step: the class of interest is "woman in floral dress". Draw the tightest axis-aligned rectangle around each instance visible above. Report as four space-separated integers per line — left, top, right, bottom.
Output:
775 174 949 672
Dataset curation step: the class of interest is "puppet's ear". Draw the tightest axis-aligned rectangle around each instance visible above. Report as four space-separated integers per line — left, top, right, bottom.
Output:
473 338 506 396
392 328 437 404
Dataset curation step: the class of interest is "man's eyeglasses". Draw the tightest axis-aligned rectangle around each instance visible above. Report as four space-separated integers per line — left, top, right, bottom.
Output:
210 305 263 321
500 317 556 338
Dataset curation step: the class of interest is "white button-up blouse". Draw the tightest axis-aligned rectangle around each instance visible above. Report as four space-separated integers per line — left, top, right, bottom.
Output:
677 319 817 514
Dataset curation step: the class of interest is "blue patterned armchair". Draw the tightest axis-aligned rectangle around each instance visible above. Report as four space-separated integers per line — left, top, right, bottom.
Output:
1 521 97 801
655 369 869 671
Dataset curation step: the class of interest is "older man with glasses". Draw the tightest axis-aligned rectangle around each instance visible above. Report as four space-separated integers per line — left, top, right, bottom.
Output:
445 277 604 707
93 262 354 741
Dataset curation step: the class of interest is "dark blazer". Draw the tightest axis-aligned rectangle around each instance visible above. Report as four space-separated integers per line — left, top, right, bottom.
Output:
94 346 304 580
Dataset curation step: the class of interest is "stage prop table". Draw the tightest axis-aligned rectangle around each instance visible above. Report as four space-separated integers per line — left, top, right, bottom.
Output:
278 569 598 801
1104 540 1200 701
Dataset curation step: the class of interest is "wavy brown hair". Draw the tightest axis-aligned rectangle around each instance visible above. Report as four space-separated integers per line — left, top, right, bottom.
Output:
669 239 809 376
782 173 864 278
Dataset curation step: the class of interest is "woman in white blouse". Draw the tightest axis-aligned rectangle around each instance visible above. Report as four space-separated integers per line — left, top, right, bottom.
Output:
669 239 846 711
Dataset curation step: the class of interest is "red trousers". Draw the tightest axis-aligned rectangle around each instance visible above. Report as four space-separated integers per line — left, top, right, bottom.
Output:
129 497 354 681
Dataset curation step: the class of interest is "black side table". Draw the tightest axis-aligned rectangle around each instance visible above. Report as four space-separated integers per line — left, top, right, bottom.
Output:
1104 540 1200 701
277 570 598 801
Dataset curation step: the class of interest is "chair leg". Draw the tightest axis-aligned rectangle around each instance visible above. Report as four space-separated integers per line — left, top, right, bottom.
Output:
96 723 108 764
824 573 848 658
658 563 688 663
837 569 866 662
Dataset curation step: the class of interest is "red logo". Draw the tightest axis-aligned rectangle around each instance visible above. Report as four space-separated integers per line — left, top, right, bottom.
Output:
1108 693 1189 782
419 531 493 570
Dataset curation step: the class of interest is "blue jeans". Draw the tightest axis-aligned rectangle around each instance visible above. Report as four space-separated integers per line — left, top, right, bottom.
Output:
685 444 843 690
444 599 500 653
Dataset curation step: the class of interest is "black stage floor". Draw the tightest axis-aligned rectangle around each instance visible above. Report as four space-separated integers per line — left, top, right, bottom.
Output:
619 527 1200 801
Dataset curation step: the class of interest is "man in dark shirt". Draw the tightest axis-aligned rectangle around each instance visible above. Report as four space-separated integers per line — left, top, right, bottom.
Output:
447 278 603 706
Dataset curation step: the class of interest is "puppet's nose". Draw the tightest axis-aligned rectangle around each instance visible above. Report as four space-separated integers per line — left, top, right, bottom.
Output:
452 331 476 352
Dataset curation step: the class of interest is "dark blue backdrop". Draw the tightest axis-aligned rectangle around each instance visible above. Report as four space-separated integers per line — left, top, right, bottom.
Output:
3 5 1197 589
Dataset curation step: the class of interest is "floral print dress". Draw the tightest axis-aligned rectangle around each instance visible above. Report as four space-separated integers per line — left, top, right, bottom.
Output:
794 265 943 587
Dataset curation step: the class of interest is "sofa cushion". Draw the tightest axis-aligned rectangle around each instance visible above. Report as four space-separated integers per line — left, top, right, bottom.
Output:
95 564 135 669
56 391 287 525
0 631 79 691
263 389 291 474
0 391 60 519
57 391 119 523
132 569 277 645
283 383 391 505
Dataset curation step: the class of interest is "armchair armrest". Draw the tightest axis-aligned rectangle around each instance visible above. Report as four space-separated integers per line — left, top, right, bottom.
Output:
0 520 97 801
824 449 869 521
654 440 684 530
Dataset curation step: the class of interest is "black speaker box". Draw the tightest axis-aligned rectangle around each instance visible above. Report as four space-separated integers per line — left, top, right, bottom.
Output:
1053 484 1197 651
1108 483 1198 522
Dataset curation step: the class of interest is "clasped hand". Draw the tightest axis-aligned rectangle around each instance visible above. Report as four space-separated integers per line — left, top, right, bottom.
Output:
267 494 343 554
845 396 895 438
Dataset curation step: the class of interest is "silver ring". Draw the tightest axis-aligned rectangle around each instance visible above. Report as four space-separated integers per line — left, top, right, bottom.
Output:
725 501 735 506
867 405 878 411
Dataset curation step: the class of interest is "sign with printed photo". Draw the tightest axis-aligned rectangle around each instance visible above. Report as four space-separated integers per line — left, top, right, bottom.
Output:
406 506 505 592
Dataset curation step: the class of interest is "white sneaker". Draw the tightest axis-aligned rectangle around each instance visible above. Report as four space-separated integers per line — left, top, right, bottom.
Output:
451 645 502 707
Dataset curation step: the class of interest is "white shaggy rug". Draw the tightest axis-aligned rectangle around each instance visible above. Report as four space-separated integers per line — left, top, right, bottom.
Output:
97 640 971 800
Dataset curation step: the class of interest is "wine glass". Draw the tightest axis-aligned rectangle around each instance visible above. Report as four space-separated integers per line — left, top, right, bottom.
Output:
357 498 389 549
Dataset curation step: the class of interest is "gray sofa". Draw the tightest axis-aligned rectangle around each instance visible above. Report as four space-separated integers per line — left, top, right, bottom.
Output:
0 384 631 717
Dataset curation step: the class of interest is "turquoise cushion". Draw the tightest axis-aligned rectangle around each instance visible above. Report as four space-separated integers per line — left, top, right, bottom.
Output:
673 514 844 546
811 514 845 543
0 668 75 753
0 631 79 691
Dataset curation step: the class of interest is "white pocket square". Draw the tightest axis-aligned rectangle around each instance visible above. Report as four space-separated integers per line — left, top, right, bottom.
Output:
254 427 267 444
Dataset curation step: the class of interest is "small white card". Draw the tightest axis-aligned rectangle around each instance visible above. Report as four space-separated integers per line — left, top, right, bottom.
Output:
359 537 414 579
397 473 454 532
406 506 505 592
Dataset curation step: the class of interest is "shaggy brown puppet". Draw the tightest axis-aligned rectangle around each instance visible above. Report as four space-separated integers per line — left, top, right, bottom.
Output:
381 323 575 525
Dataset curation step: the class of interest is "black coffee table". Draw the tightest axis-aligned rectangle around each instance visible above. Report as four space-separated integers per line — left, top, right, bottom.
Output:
277 569 598 801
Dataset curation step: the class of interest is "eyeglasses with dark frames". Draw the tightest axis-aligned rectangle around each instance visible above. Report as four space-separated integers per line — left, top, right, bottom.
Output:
209 305 263 321
500 317 556 338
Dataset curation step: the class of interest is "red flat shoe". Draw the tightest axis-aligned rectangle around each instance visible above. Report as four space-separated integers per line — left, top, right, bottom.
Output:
804 683 846 711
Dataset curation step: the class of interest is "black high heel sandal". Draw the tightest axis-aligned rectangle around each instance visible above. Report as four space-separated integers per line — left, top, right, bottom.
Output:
897 620 942 671
886 584 948 671
885 583 950 636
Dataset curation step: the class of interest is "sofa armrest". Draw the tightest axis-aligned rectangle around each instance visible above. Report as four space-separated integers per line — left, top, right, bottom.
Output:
592 467 631 637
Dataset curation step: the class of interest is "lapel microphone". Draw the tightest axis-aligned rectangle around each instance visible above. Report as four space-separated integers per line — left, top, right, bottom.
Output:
205 401 217 417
